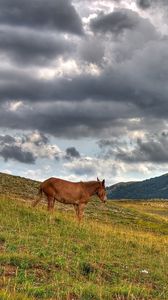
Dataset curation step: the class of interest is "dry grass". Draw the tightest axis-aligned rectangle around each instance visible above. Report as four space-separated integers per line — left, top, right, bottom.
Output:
0 196 168 300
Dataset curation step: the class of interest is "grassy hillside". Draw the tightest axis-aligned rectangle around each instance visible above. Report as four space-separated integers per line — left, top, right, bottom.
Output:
107 173 168 200
0 172 40 201
0 173 168 299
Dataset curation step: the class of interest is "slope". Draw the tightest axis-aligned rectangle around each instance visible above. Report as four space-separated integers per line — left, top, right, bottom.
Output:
0 196 168 299
107 173 168 200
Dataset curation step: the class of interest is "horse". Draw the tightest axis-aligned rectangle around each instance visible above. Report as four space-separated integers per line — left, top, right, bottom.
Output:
32 177 107 221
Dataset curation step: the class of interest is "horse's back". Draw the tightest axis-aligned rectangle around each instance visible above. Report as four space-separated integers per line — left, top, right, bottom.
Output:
41 177 84 201
42 177 82 188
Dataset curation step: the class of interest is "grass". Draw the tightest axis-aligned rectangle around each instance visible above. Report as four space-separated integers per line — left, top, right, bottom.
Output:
0 195 168 300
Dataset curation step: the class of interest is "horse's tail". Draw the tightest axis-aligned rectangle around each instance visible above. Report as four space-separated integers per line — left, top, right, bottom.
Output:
38 186 43 198
32 185 43 207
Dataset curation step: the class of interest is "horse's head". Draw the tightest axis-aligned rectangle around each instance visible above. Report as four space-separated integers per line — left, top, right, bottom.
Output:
97 178 107 203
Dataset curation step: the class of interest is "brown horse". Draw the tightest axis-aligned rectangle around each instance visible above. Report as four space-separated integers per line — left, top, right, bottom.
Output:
32 177 107 221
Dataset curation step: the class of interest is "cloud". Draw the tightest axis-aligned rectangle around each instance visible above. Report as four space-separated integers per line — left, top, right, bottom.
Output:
0 145 36 164
0 26 167 140
0 27 75 66
0 8 160 113
0 0 83 35
136 0 168 9
97 138 127 157
0 135 35 164
65 147 81 160
64 158 98 176
116 136 168 163
98 134 168 164
0 135 15 144
0 100 136 138
0 5 165 144
23 131 49 146
136 0 151 9
79 37 104 65
64 156 119 183
0 132 61 163
90 8 141 35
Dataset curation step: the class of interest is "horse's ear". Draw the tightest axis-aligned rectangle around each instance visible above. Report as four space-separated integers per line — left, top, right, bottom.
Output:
102 179 105 186
97 177 100 182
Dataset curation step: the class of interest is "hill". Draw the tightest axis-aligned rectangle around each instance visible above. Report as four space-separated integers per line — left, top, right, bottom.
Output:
2 171 168 202
107 173 168 200
0 195 168 299
0 172 40 201
0 172 168 299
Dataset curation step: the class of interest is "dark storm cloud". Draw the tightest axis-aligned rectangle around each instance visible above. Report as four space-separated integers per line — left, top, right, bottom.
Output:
79 38 104 65
0 100 134 138
137 0 151 9
0 145 35 164
0 134 36 164
90 9 140 34
65 147 81 160
1 35 167 111
0 0 168 144
0 28 75 66
97 138 128 160
0 7 163 110
116 136 168 163
0 35 168 142
136 0 168 10
0 0 83 35
0 132 55 164
98 138 126 149
0 135 15 144
97 133 168 164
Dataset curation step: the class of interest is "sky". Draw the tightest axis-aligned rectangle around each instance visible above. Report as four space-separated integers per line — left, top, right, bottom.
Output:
0 0 168 186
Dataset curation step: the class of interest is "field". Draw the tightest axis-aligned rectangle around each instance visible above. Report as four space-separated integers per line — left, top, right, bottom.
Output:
0 198 168 300
0 174 168 300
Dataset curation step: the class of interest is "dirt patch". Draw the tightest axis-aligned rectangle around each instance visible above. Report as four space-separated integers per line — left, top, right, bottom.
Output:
66 293 79 300
3 265 17 277
0 245 5 252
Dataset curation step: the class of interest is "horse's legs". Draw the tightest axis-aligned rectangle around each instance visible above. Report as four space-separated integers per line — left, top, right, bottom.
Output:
73 204 79 218
78 203 86 222
53 198 56 208
47 196 55 211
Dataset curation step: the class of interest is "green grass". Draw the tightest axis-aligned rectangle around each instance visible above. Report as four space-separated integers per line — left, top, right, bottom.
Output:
0 197 168 300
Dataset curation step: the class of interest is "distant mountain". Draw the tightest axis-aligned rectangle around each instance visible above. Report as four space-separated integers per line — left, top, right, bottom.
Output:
107 173 168 200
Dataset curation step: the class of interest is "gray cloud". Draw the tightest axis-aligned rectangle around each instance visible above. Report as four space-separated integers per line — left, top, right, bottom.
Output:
0 31 168 140
23 132 49 146
0 0 83 35
0 132 60 164
137 0 151 9
65 147 81 160
136 0 168 11
97 133 168 164
0 134 36 164
0 135 15 144
90 9 141 35
0 11 162 114
0 28 75 66
79 38 104 65
98 138 126 150
0 0 168 172
116 136 168 163
0 100 136 138
0 145 36 164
